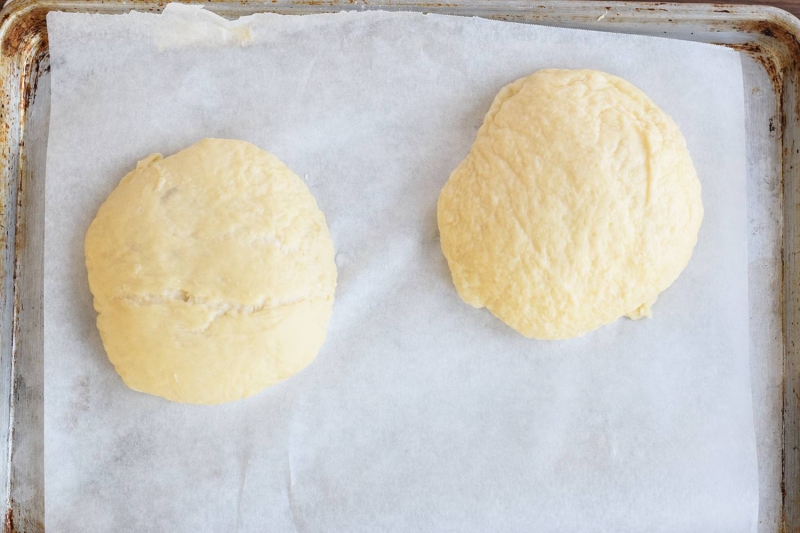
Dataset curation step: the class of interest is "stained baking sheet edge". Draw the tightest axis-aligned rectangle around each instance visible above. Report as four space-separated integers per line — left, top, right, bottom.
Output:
0 2 797 532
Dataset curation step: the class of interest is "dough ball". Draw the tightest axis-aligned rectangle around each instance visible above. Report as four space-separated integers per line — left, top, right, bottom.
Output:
85 139 337 404
438 69 703 340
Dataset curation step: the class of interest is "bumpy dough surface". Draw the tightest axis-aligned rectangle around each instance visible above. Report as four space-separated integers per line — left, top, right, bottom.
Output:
438 69 703 340
85 139 337 404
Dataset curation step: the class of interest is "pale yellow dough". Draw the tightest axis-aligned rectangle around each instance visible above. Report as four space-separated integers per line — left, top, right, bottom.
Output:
85 139 337 404
437 69 703 340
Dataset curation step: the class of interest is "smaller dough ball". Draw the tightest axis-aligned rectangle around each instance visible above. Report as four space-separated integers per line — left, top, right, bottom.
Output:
438 69 703 340
85 139 337 404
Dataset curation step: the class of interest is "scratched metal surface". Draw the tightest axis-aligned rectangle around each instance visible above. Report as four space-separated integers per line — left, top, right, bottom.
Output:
0 1 797 532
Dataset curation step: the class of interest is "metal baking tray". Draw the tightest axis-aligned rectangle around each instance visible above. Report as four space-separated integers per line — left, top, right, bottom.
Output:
0 1 797 531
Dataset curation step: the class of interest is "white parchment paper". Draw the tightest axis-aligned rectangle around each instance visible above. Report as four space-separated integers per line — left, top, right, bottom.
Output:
44 6 756 532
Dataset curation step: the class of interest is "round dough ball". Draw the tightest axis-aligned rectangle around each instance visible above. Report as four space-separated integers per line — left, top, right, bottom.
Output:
85 138 337 404
437 69 703 340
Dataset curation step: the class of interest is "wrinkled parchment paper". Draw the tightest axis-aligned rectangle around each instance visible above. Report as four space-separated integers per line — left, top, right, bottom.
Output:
45 6 756 532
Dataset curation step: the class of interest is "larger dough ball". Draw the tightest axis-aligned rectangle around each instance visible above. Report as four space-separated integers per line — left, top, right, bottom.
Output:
85 139 337 404
438 69 703 340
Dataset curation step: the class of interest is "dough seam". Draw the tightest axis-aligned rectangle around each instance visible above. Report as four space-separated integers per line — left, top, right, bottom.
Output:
114 289 327 314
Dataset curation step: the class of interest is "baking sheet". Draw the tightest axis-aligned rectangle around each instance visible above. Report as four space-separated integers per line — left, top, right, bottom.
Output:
44 6 756 532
